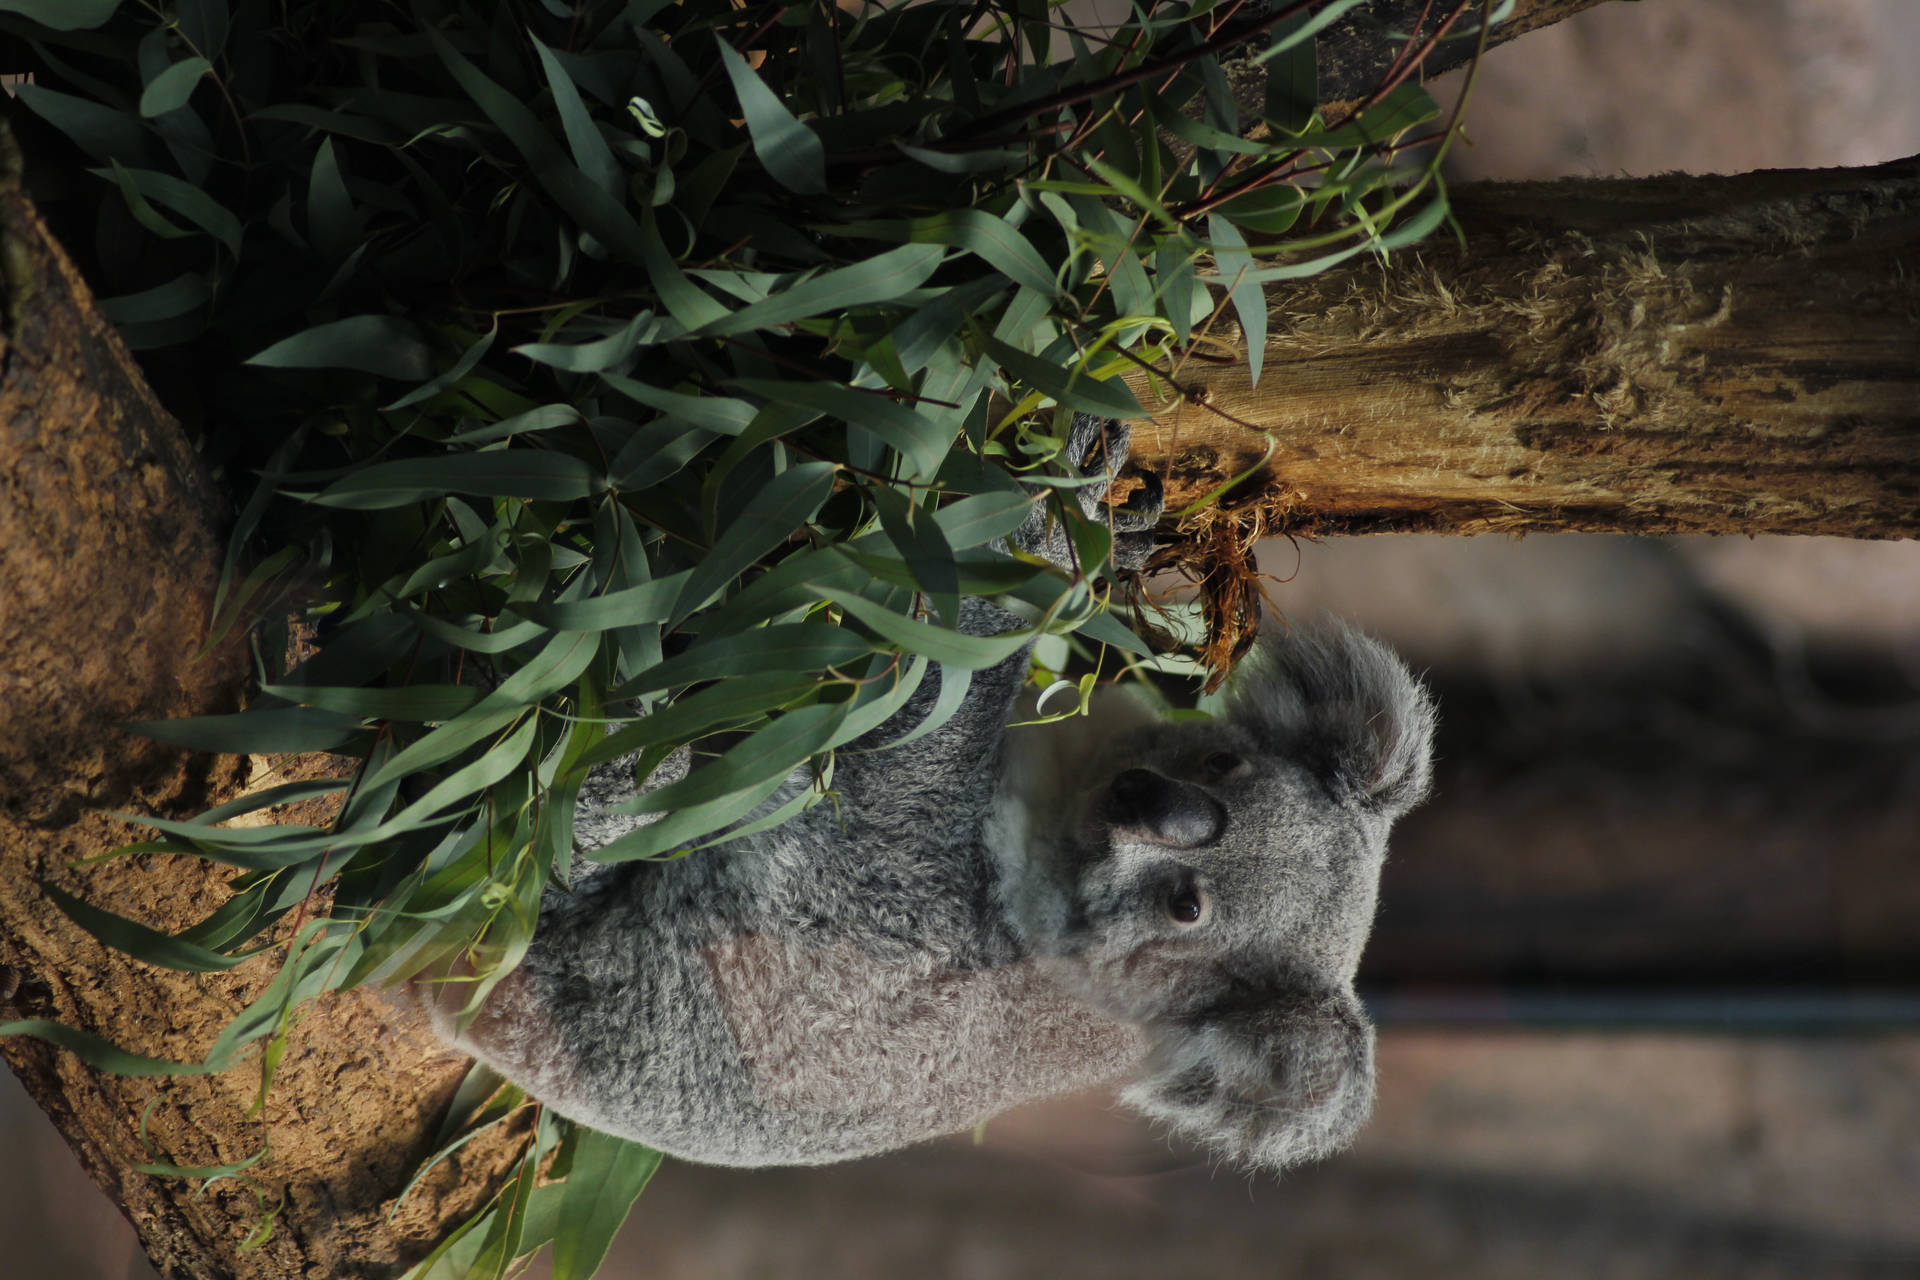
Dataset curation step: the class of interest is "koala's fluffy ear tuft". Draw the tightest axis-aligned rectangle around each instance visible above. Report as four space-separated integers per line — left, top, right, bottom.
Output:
1224 626 1437 818
1120 978 1376 1170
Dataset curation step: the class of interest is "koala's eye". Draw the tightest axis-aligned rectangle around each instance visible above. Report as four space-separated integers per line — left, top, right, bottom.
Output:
1166 885 1207 927
1202 752 1243 778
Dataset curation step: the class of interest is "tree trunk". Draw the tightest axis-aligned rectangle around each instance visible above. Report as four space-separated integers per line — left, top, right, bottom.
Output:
1133 156 1920 538
0 133 520 1280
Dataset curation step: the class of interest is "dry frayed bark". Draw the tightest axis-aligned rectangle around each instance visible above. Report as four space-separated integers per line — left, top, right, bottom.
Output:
1137 155 1919 534
1133 155 1919 674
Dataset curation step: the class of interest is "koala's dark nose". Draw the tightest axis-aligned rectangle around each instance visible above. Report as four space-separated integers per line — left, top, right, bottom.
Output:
1105 768 1226 848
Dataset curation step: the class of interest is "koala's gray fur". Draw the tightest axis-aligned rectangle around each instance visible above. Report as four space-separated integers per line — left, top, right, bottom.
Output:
430 415 1436 1171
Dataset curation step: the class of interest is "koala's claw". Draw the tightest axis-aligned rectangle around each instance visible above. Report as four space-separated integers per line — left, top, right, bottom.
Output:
1064 414 1162 572
1065 413 1129 516
1010 414 1162 573
1112 469 1164 534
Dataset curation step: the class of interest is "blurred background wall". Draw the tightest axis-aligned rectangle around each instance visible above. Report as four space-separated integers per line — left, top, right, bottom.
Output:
5 2 1917 1276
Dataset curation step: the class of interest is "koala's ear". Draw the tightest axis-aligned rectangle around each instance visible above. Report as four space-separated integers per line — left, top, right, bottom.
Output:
1224 626 1437 818
1119 982 1375 1170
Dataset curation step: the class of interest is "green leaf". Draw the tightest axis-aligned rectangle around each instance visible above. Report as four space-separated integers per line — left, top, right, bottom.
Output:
1294 82 1440 151
611 623 872 701
132 1146 267 1181
699 244 944 338
420 13 650 263
818 587 1033 669
354 712 525 811
548 1133 663 1280
259 682 481 723
0 1020 216 1077
1238 189 1451 285
733 379 950 482
43 883 244 974
444 402 581 445
845 211 1056 295
308 451 601 509
581 671 815 768
1263 12 1317 134
531 34 622 198
871 486 960 627
249 316 433 382
980 337 1143 417
1207 215 1265 388
511 568 692 631
98 272 211 326
14 85 152 167
387 715 542 827
593 704 847 857
0 0 123 30
95 160 242 257
671 461 836 625
306 136 363 264
639 208 729 331
126 707 363 754
932 489 1036 550
1216 184 1305 237
138 57 210 118
512 311 655 372
717 40 824 195
600 374 756 435
385 327 500 412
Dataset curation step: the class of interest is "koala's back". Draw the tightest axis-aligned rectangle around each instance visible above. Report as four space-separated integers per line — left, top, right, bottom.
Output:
467 781 1142 1166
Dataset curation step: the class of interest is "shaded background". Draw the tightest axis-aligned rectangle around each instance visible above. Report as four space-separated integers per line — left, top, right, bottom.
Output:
6 1 1918 1276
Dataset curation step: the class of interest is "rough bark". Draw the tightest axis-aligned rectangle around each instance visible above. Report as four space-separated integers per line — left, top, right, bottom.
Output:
1132 156 1920 538
0 135 521 1279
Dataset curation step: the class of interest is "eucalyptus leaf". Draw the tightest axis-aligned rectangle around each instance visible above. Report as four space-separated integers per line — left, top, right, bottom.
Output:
43 884 246 973
138 57 210 118
716 40 824 195
249 315 433 381
1207 215 1266 387
548 1132 662 1280
0 0 123 29
671 461 836 625
308 451 601 509
981 337 1144 417
0 1019 218 1077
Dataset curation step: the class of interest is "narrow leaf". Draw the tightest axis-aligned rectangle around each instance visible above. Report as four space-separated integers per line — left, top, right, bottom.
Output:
716 40 824 195
138 57 210 117
249 316 433 382
671 461 836 625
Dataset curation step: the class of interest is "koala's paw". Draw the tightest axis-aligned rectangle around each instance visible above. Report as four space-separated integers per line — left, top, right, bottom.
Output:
1015 414 1164 573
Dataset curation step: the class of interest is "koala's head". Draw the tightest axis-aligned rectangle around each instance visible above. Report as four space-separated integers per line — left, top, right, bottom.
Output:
1000 626 1436 1170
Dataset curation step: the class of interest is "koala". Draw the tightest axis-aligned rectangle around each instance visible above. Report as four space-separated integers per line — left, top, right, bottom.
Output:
431 415 1437 1171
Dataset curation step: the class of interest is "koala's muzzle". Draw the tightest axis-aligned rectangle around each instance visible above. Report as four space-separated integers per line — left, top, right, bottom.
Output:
1104 768 1225 848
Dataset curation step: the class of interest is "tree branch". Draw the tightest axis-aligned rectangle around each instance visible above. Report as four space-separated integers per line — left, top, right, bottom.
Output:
1133 156 1920 537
